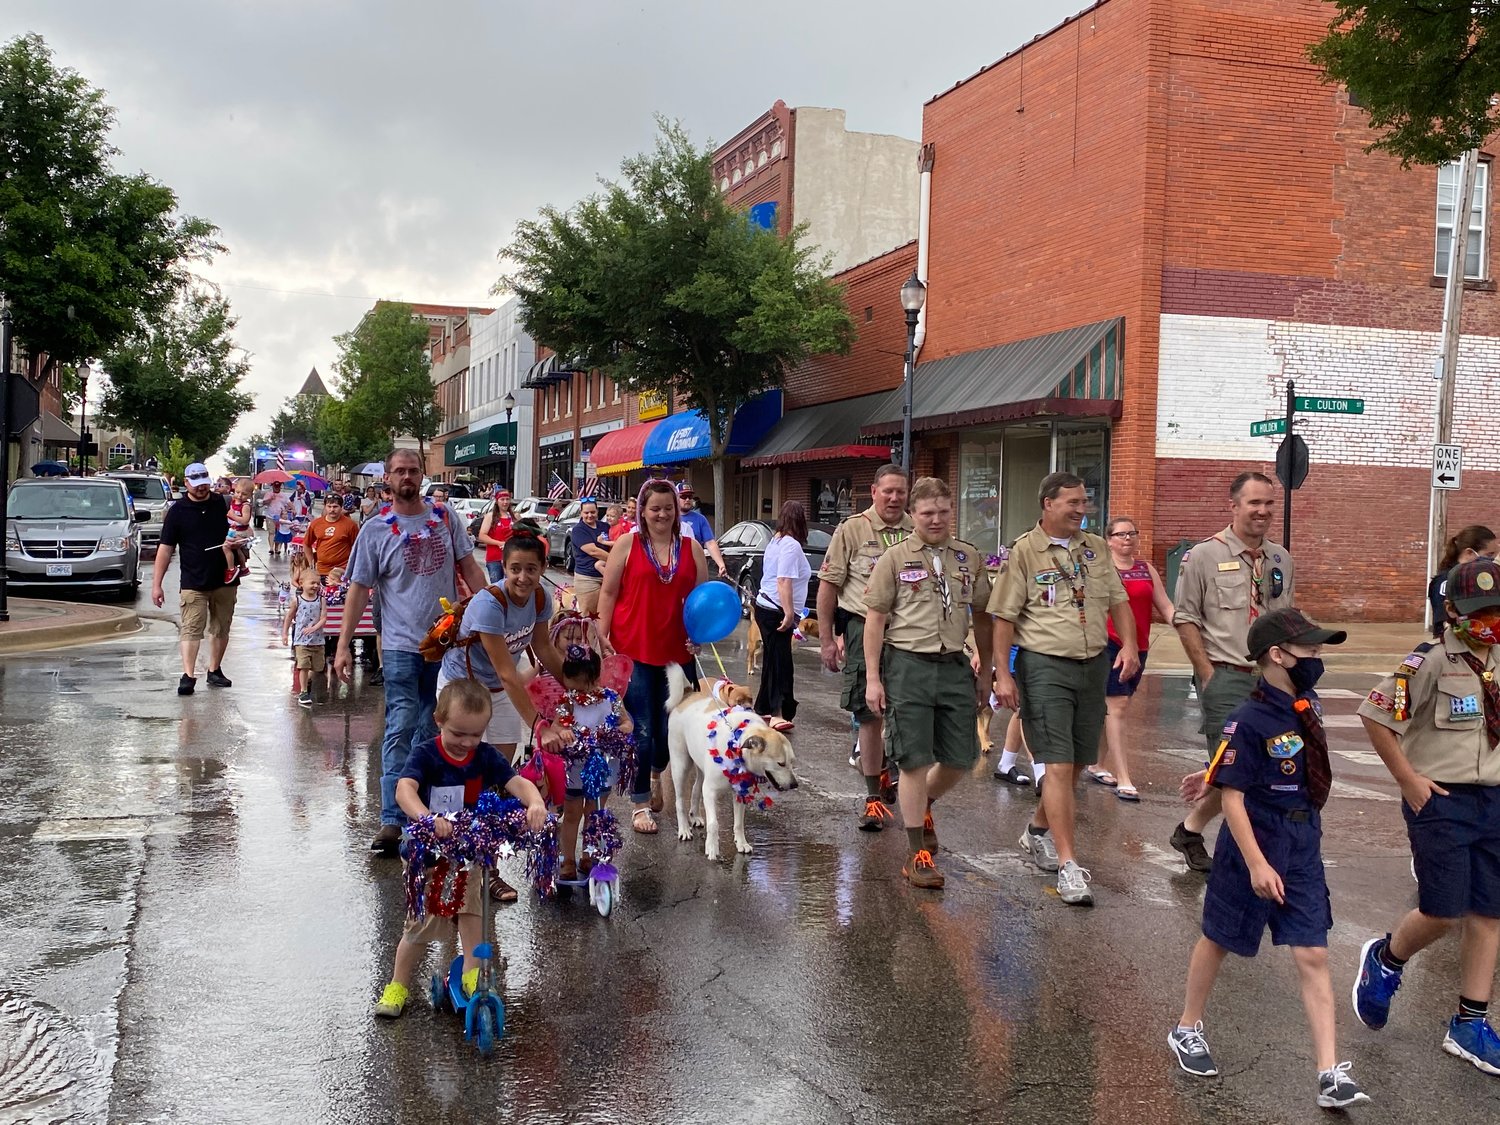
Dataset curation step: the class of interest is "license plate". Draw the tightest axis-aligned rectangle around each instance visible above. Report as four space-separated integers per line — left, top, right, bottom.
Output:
46 564 72 577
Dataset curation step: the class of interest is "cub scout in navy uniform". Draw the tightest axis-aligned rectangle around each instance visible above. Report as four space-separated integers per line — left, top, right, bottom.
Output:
863 477 994 890
1167 608 1372 1111
1353 557 1500 1077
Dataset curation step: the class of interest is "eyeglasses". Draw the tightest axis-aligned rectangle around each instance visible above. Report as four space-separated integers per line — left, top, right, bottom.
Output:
1110 531 1139 539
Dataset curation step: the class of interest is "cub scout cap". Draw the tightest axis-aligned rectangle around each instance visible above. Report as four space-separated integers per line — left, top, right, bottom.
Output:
1447 558 1500 616
1246 607 1347 661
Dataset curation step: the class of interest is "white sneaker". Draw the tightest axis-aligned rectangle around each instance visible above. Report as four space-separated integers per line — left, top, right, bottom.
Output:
1057 860 1094 906
1018 828 1059 872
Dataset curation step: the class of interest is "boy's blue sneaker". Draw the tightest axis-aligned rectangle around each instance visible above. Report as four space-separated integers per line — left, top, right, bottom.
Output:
1443 1016 1500 1075
1351 934 1402 1030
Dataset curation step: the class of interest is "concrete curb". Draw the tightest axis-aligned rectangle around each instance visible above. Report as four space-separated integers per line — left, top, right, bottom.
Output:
0 606 142 654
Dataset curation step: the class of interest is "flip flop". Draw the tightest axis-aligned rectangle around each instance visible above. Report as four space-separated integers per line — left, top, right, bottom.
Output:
1115 785 1140 802
1086 768 1118 788
769 719 795 732
632 808 659 834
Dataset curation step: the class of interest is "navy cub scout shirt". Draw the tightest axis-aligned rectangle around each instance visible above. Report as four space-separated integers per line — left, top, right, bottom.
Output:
399 736 515 818
1206 681 1320 813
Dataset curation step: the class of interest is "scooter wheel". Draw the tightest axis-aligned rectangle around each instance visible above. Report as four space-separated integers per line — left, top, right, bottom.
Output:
594 881 613 917
474 997 503 1054
430 974 446 1011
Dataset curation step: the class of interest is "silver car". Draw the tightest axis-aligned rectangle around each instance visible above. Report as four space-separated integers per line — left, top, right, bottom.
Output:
101 471 174 552
5 477 146 597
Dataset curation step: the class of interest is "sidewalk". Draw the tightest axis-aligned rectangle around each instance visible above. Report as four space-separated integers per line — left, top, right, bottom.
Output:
0 597 141 654
1145 620 1428 674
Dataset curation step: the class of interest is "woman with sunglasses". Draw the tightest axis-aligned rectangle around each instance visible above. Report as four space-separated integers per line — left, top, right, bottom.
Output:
1089 516 1174 800
1427 525 1497 638
597 479 710 833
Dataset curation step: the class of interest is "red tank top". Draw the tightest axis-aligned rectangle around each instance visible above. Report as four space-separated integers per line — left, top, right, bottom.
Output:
483 513 514 563
1108 559 1154 650
611 532 696 667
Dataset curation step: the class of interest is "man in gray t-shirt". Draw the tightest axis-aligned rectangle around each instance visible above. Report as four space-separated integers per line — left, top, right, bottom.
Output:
334 450 485 855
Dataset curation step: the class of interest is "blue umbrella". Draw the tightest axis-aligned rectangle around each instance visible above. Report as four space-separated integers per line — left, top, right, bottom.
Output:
30 460 70 477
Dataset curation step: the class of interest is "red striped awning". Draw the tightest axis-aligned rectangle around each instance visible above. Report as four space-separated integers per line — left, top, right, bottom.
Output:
589 421 659 474
740 444 891 469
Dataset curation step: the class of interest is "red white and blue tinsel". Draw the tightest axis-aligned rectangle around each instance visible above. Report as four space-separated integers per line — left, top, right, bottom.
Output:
379 499 447 542
706 708 775 810
553 686 637 798
403 792 561 917
581 808 623 866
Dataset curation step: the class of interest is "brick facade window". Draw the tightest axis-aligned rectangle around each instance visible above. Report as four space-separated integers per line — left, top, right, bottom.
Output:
1436 160 1490 280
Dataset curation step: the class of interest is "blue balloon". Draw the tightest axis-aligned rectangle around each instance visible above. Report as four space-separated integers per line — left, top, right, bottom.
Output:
684 581 742 645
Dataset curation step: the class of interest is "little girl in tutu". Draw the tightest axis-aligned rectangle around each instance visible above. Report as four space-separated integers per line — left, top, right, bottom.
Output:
527 613 635 885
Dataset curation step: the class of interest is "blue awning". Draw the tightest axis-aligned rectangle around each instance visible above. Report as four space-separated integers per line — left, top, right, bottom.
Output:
642 390 783 466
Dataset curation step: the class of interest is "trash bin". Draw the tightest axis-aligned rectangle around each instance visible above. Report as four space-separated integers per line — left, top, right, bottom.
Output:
1165 538 1198 602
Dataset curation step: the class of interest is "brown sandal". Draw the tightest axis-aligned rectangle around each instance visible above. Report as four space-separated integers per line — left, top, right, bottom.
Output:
632 807 659 834
495 877 519 904
649 775 664 814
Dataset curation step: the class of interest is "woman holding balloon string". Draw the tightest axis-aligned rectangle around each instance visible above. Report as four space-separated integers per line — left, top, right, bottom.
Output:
598 479 712 834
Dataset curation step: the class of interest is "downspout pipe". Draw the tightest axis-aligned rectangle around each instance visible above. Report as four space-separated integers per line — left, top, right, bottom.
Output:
913 143 935 359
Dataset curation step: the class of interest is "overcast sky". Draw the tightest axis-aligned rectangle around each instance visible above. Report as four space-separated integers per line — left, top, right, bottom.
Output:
12 0 1084 457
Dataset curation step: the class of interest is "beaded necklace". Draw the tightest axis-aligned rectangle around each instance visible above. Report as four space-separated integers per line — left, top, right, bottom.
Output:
639 530 681 585
380 499 446 543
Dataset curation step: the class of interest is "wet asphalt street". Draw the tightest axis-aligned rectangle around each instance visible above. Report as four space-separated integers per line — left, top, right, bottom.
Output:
2 555 1499 1124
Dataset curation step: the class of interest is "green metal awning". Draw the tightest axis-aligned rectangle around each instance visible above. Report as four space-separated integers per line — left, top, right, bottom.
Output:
445 421 518 466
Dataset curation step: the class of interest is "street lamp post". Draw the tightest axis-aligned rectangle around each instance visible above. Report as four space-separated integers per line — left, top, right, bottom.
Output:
78 364 90 474
899 270 927 473
501 391 515 493
1 304 12 621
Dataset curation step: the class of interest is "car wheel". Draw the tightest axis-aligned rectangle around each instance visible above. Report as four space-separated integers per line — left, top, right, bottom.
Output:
737 571 755 619
564 542 575 575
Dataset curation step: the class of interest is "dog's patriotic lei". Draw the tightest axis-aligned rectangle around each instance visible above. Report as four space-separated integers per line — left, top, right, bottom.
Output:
379 499 446 543
706 708 774 810
403 792 560 916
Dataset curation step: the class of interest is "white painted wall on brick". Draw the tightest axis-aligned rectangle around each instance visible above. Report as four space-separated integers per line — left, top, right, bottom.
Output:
1157 314 1500 467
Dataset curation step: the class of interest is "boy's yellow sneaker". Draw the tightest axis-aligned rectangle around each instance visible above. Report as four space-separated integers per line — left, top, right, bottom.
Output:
461 967 480 997
373 981 409 1019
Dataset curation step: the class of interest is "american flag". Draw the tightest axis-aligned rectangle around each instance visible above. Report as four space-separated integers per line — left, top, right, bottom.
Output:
275 447 286 471
582 476 599 499
547 472 570 500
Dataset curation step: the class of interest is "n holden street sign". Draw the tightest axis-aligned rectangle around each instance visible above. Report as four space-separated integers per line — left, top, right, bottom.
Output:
1432 444 1463 490
1250 418 1286 437
1294 396 1364 414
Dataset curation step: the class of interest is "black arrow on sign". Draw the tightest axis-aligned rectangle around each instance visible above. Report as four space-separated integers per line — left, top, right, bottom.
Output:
1438 473 1456 484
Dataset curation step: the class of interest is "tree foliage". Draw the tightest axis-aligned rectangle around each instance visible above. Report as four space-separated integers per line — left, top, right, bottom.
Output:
1310 2 1500 165
158 435 190 484
97 292 254 462
223 432 266 477
267 392 325 450
503 119 855 529
332 301 441 457
0 33 221 370
316 394 388 470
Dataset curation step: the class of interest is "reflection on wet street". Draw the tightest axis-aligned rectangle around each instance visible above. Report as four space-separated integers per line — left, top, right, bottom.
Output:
2 570 1498 1123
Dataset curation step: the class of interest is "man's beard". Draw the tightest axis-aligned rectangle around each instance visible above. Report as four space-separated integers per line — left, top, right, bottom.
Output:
394 480 420 499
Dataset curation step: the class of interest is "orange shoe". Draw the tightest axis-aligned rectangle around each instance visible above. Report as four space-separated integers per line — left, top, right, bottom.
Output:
858 796 895 832
902 849 944 889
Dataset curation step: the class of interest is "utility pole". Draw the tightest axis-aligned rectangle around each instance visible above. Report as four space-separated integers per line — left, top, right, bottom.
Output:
1426 148 1480 630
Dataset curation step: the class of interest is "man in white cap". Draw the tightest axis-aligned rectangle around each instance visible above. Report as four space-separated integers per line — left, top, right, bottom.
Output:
153 462 239 694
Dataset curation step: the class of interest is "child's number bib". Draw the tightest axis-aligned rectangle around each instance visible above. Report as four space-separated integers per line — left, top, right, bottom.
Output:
428 784 465 817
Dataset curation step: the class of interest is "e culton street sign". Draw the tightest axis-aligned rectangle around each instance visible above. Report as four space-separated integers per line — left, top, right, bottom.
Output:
1293 396 1364 414
1253 382 1367 549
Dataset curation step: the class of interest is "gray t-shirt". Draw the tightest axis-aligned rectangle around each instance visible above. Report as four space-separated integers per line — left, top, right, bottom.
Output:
347 503 474 652
440 581 554 689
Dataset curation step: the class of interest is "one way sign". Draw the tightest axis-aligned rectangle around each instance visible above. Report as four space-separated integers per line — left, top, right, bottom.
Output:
1433 444 1463 490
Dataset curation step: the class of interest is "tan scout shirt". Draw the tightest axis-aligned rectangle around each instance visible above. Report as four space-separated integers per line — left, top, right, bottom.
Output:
986 524 1126 660
865 537 992 654
1173 527 1295 668
1358 631 1500 786
818 506 914 619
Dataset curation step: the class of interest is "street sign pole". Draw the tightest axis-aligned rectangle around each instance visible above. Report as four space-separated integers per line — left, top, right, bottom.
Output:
1283 379 1294 549
1426 147 1480 630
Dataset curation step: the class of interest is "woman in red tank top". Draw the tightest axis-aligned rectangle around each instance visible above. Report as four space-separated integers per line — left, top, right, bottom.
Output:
598 479 708 833
1092 516 1175 800
478 488 515 584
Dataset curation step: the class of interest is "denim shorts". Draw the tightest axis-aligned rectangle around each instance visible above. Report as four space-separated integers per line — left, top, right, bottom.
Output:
1404 784 1500 919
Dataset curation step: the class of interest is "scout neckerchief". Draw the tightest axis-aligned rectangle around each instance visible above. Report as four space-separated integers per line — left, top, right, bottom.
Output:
1454 649 1500 750
926 545 953 622
1291 696 1332 809
1046 537 1087 628
1213 532 1264 623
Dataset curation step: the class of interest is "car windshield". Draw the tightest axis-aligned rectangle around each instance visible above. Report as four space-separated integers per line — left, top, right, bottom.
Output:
115 477 167 501
9 484 127 520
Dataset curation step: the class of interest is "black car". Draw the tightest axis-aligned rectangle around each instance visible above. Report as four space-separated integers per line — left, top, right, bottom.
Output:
717 519 836 618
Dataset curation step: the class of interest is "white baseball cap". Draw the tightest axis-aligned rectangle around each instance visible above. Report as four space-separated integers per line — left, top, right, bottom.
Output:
184 463 212 486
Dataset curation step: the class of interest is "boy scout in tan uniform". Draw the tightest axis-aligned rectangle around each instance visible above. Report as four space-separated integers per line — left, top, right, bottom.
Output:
990 471 1136 906
817 464 914 830
1351 558 1500 1073
863 477 993 889
1172 472 1295 873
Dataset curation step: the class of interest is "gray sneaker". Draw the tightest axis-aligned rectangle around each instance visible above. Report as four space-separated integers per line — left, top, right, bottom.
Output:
1316 1062 1371 1109
1056 859 1094 905
1167 1022 1218 1077
1018 828 1059 872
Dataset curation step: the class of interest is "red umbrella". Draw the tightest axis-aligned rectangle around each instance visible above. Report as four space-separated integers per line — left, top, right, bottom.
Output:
253 469 293 485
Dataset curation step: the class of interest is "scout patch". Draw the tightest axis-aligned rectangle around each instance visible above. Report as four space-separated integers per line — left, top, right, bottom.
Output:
1270 567 1285 598
1393 676 1410 722
953 550 967 562
1221 720 1239 736
1083 548 1096 561
1034 569 1064 585
1399 653 1425 674
1217 560 1241 572
1271 784 1299 792
1450 694 1483 719
1366 689 1396 713
1221 747 1237 766
1280 759 1298 775
1267 733 1304 758
1481 571 1496 592
898 569 928 584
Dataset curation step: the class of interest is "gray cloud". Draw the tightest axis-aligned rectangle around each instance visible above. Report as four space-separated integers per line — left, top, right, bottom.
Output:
11 0 1082 456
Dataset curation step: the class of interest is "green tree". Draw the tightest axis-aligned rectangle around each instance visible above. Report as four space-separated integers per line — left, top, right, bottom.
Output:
0 33 220 373
1310 2 1500 165
316 395 387 472
504 120 855 529
97 291 254 459
267 392 325 450
158 435 189 483
223 432 266 477
333 301 441 459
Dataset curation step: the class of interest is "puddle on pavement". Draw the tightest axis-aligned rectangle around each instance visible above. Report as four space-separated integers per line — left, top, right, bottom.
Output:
31 815 191 843
0 992 110 1124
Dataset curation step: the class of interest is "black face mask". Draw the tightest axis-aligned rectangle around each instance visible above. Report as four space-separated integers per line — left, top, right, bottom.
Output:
1285 656 1324 695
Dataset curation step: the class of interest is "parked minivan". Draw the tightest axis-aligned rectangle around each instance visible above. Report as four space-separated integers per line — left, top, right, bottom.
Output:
4 477 147 598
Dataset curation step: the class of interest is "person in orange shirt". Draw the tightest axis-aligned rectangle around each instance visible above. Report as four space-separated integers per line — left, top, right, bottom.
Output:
308 493 359 579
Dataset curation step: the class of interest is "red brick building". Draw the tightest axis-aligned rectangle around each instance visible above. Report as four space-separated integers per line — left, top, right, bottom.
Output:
797 0 1499 619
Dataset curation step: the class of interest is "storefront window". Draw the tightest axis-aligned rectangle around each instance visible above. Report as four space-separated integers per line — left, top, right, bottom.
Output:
957 420 1112 551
